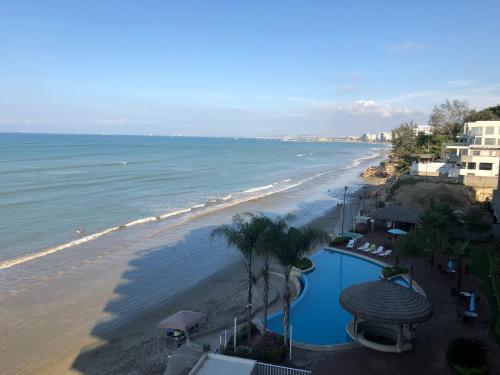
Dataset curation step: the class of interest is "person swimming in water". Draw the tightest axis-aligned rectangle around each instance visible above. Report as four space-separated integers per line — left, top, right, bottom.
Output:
76 227 84 236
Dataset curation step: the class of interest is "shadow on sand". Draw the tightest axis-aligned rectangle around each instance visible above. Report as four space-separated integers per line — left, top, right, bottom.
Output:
71 224 245 375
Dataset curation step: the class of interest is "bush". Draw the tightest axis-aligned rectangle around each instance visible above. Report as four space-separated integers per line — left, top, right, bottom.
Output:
382 266 408 278
294 257 313 270
447 338 488 375
329 236 351 246
225 323 258 348
251 333 285 364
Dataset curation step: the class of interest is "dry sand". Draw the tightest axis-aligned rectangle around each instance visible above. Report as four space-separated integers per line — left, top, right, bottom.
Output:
35 186 379 375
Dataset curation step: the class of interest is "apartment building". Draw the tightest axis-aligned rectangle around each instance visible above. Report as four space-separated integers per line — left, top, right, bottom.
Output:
446 121 500 200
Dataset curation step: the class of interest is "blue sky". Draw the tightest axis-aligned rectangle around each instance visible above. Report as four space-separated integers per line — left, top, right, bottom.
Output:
1 0 499 136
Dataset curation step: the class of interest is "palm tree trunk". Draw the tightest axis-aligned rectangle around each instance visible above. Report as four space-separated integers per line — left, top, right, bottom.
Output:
262 257 270 333
456 259 462 292
409 260 413 289
282 271 291 348
246 253 253 346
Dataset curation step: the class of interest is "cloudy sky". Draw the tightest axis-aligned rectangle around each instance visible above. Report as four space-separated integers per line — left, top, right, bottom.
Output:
1 0 499 137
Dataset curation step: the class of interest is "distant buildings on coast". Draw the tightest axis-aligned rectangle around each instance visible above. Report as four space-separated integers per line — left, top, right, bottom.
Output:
258 131 393 144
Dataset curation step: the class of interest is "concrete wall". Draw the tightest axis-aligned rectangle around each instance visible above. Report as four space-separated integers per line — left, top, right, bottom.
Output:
459 175 498 200
410 162 460 177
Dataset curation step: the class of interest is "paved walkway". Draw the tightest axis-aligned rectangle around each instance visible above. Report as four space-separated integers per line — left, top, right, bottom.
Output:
299 253 500 375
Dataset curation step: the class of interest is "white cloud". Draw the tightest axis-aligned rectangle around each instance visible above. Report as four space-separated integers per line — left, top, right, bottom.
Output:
389 41 427 51
315 99 412 118
448 80 475 87
338 84 357 93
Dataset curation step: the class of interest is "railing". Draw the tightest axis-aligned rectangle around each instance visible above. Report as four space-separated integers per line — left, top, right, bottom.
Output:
256 362 312 375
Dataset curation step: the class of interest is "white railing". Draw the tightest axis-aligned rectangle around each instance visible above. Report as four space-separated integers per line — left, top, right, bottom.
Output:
256 362 312 375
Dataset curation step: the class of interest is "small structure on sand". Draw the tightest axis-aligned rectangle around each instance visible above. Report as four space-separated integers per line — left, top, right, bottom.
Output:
158 310 207 341
340 280 432 353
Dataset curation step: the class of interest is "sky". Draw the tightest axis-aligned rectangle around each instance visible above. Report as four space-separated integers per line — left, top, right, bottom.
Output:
1 0 500 137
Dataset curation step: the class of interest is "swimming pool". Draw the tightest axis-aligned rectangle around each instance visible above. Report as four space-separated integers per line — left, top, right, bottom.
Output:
267 249 388 346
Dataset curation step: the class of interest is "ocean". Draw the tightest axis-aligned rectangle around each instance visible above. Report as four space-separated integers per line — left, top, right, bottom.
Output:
0 133 388 373
0 133 385 266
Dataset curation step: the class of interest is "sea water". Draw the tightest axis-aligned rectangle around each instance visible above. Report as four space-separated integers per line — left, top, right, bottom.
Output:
0 133 386 264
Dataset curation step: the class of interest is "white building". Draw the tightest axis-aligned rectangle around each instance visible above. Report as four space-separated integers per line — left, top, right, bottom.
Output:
413 124 433 136
446 121 500 200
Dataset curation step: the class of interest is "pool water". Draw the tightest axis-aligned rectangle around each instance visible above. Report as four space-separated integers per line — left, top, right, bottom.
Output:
267 249 385 345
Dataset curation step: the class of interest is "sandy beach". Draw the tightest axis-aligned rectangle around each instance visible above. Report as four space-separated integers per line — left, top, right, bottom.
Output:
0 151 387 375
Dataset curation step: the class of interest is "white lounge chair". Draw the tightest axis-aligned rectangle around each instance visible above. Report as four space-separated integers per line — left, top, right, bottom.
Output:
372 246 384 255
346 239 355 248
357 242 369 251
380 250 393 257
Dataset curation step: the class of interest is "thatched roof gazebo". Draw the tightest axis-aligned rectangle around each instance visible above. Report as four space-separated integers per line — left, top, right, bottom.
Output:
340 280 432 353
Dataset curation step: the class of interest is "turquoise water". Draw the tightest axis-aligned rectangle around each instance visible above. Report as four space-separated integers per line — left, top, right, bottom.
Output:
0 133 384 263
267 249 384 345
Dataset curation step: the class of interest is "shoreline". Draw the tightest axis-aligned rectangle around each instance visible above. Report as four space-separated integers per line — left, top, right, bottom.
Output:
0 150 389 375
0 147 388 270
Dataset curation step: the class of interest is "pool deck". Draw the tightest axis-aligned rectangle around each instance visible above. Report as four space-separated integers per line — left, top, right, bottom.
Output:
294 251 500 374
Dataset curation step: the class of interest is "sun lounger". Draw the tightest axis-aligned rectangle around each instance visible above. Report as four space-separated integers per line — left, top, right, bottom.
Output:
379 250 392 257
357 242 369 251
346 239 355 248
372 246 384 255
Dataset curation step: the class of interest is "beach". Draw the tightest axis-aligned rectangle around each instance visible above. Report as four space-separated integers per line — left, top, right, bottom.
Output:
0 136 388 375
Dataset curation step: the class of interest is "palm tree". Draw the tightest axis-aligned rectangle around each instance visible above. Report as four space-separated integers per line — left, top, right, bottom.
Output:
211 213 267 345
394 230 422 288
420 201 459 267
254 214 294 333
274 227 328 349
445 240 470 292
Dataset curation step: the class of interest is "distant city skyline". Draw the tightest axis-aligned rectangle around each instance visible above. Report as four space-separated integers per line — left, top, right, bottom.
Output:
1 0 499 137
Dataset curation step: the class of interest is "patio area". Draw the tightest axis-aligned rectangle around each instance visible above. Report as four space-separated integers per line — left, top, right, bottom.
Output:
295 252 500 374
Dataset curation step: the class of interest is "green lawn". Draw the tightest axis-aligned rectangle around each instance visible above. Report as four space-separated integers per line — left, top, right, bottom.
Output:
469 247 500 344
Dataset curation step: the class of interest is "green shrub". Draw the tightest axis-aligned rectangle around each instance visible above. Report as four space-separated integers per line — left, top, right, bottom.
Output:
447 338 488 375
251 333 285 364
294 257 313 270
225 322 259 349
329 236 351 246
382 266 408 278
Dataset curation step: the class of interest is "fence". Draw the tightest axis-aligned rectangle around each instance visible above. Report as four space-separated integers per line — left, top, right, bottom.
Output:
256 362 312 375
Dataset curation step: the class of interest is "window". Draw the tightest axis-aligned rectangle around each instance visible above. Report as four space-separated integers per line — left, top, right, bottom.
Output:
474 137 482 145
471 127 483 135
479 163 493 171
486 126 495 135
472 150 481 156
480 150 491 156
461 162 466 169
467 162 476 170
460 149 468 156
485 138 496 145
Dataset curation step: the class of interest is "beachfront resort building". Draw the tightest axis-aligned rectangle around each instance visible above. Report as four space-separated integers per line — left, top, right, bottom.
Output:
409 121 500 200
445 121 500 200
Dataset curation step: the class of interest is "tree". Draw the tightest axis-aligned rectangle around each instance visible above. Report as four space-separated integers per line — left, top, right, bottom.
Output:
394 230 422 288
463 208 492 240
445 240 470 291
211 213 268 345
391 121 418 171
466 105 500 122
254 214 294 333
429 99 471 140
420 201 459 267
273 227 328 350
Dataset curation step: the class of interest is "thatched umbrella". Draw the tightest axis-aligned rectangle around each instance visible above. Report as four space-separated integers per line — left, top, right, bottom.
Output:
340 280 432 351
